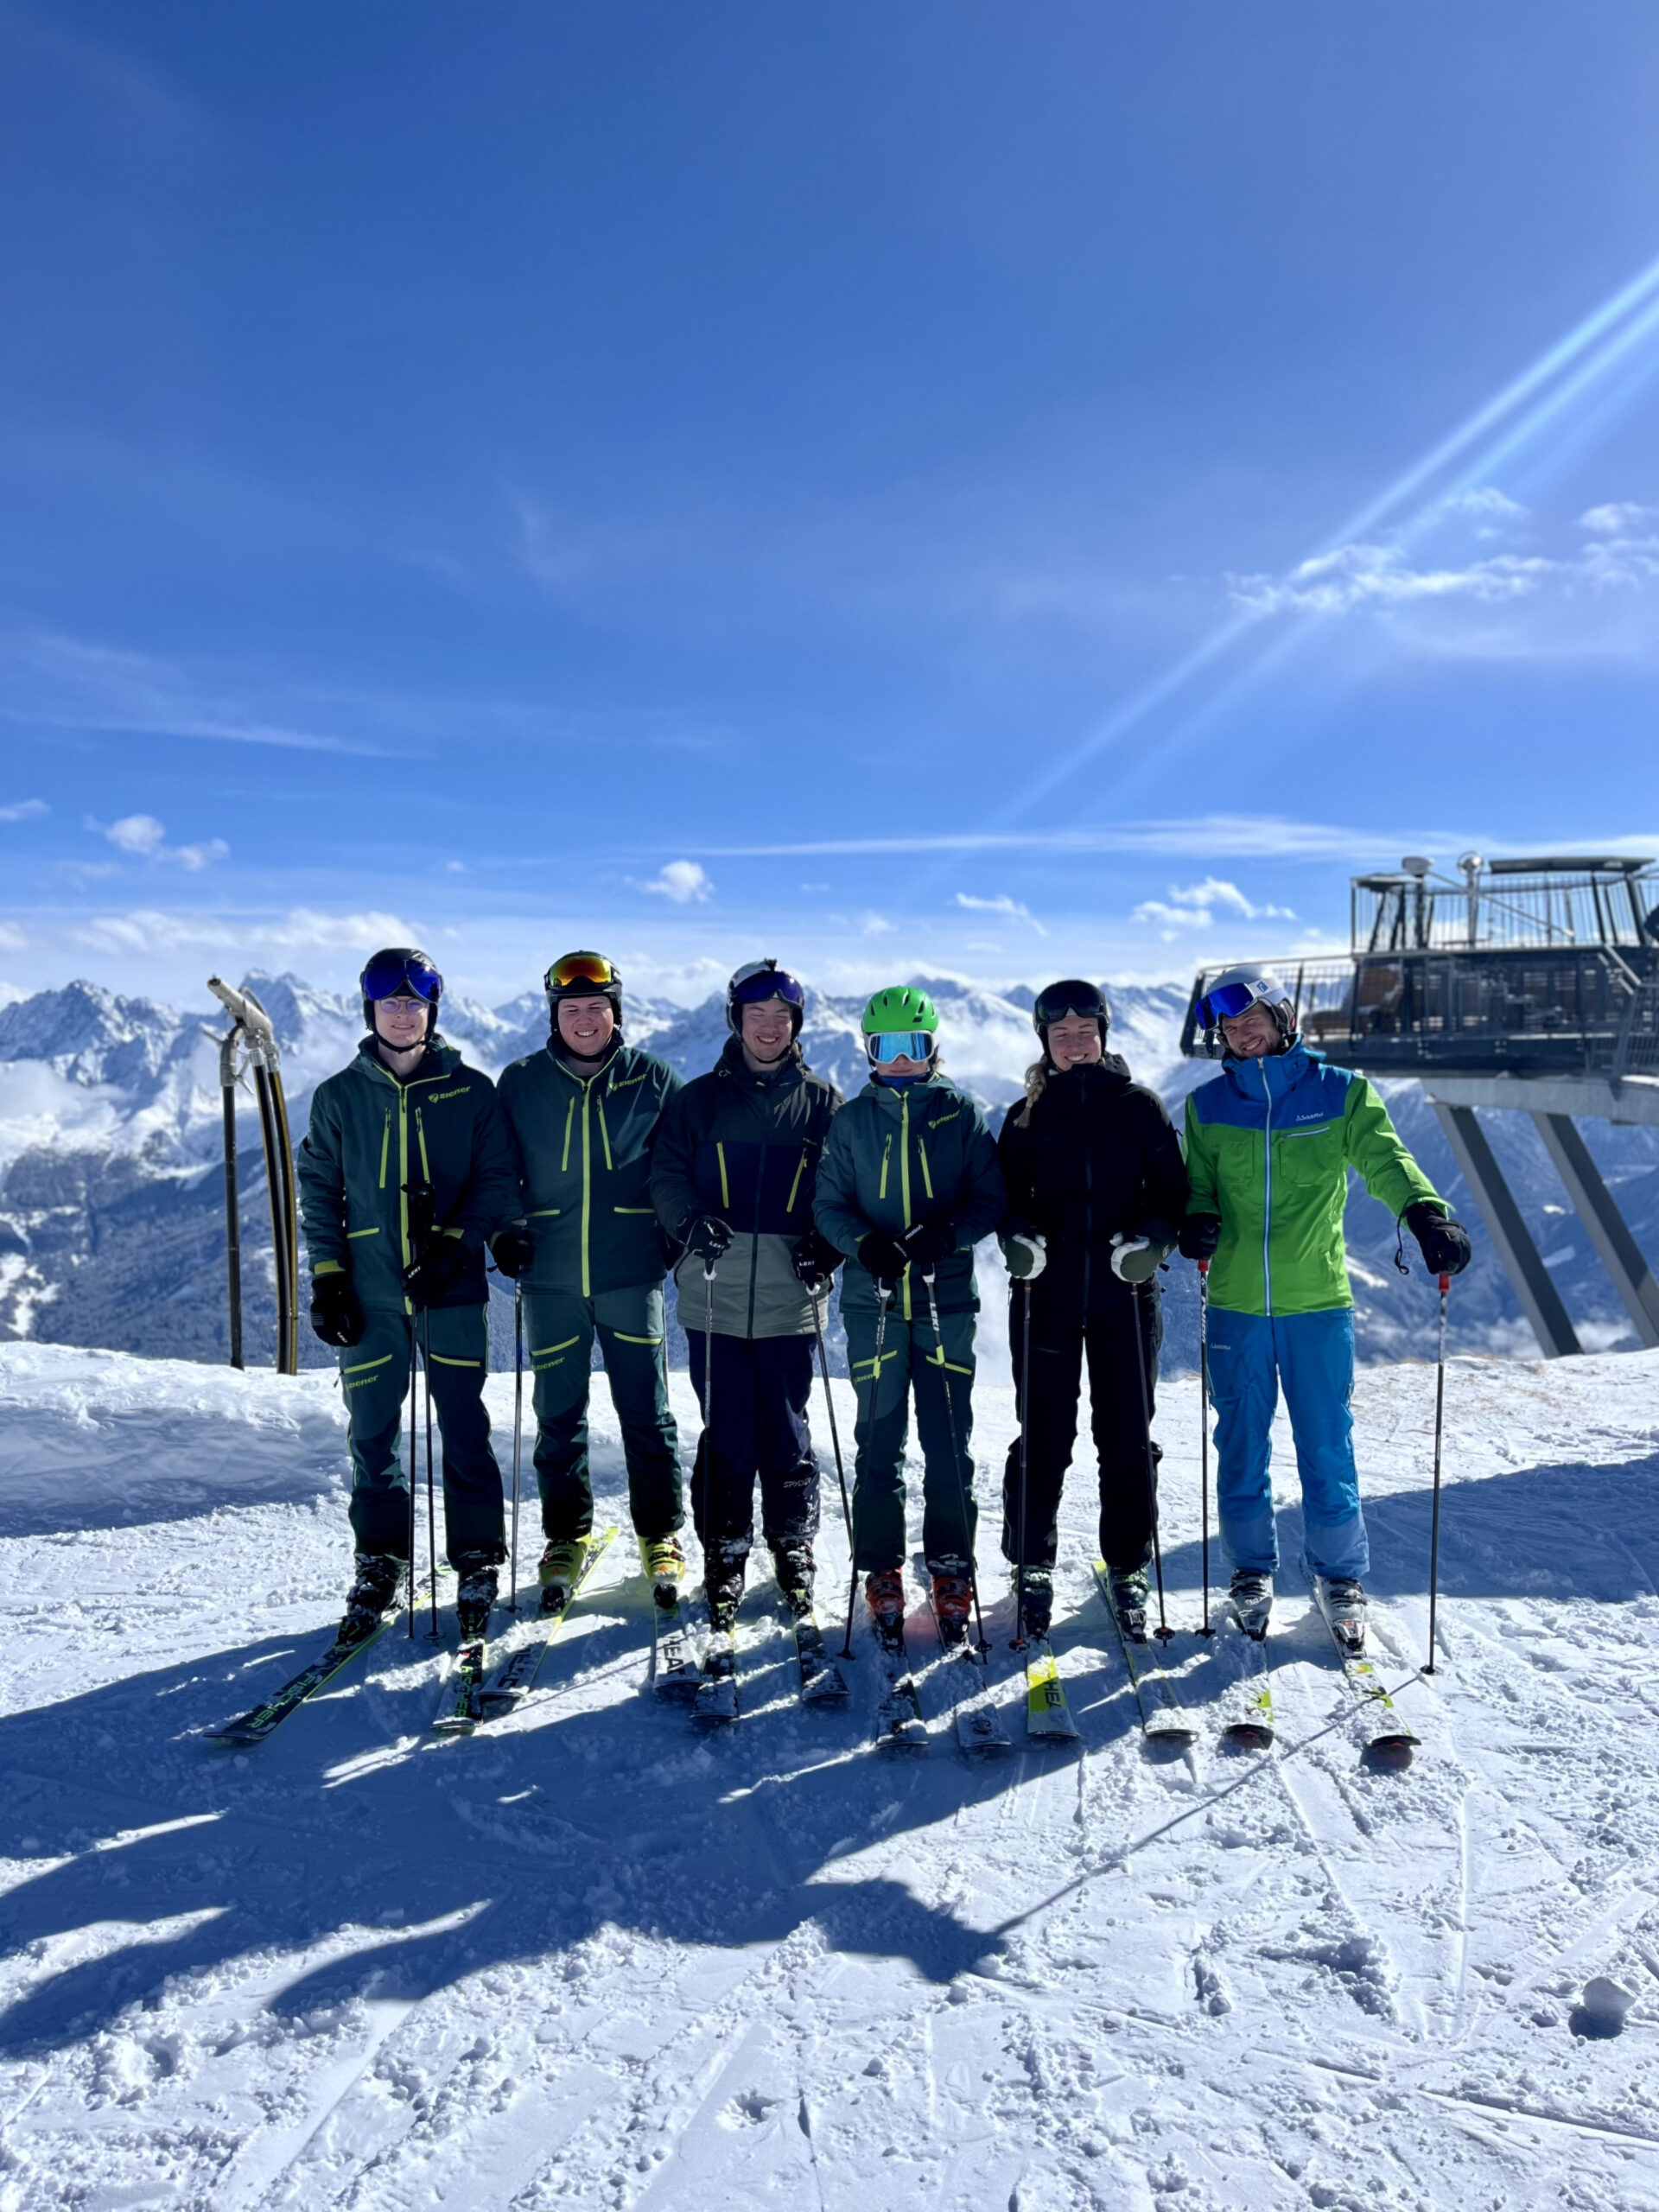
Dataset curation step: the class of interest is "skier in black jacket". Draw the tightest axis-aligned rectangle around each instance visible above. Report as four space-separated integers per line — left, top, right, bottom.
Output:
997 981 1188 1639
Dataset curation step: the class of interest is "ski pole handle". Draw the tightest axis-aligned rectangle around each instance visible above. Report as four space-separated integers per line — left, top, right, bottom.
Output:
1439 1273 1450 1294
1197 1259 1209 1279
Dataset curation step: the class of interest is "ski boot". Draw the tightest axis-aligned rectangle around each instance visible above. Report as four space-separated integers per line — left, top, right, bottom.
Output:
704 1545 747 1635
1317 1575 1367 1653
1108 1567 1151 1643
1013 1566 1052 1644
338 1552 404 1647
454 1555 499 1641
929 1570 974 1647
538 1535 590 1618
639 1532 686 1610
769 1538 815 1620
865 1567 906 1641
1228 1569 1273 1642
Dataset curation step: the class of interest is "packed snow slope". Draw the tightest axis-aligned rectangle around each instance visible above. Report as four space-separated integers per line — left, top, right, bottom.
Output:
2 1341 1656 2209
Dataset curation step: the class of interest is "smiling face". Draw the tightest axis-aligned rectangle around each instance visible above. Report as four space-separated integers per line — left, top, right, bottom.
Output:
1046 1013 1104 1070
373 994 429 1052
557 995 616 1056
740 995 794 1066
1220 1001 1283 1058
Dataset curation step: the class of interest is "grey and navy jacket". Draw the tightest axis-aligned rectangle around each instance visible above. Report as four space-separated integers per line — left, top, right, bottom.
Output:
651 1038 842 1339
496 1037 683 1298
296 1035 519 1313
815 1072 1005 1320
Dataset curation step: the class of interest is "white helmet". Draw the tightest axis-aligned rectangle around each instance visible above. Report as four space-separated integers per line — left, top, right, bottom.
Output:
1196 966 1296 1053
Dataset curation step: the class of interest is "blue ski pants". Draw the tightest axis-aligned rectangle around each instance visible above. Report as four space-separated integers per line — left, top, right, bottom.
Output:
338 1304 505 1566
1205 1306 1368 1581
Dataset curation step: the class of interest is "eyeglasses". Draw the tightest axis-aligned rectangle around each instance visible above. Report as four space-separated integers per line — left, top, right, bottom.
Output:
360 951 443 1003
1198 982 1262 1026
731 960 805 1009
546 952 617 992
867 1031 934 1064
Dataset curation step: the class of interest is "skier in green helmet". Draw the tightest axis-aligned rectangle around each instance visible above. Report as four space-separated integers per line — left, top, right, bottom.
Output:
814 985 1005 1641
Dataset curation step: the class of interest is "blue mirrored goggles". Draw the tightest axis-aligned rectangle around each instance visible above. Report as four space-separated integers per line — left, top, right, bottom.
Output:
1197 981 1259 1027
731 962 804 1010
361 951 443 1004
867 1030 935 1064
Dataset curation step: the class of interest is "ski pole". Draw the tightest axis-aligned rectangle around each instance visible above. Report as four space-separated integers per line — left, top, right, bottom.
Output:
922 1271 989 1655
810 1300 855 1552
423 1308 439 1640
1128 1279 1173 1644
1014 1278 1033 1648
509 1282 524 1616
407 1322 419 1638
701 1262 717 1602
1197 1260 1214 1638
1424 1272 1450 1675
843 1286 891 1659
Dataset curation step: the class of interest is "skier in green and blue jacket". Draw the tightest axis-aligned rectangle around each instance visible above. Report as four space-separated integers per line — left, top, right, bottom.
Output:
297 947 519 1644
1180 967 1471 1647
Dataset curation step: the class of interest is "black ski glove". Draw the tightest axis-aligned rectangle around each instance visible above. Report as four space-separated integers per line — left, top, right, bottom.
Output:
403 1235 474 1307
791 1230 842 1290
490 1225 536 1280
309 1272 363 1349
1179 1213 1222 1262
1404 1202 1472 1278
858 1230 909 1289
684 1215 733 1267
902 1217 957 1272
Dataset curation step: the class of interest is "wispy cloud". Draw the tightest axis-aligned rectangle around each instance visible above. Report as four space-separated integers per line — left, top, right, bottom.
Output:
688 813 1456 862
0 798 48 823
631 859 713 906
0 922 28 951
70 906 423 957
955 891 1046 936
91 812 229 871
1132 875 1296 942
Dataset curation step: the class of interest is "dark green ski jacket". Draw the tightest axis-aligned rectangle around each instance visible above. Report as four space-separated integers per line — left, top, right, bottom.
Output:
815 1072 1005 1320
496 1038 683 1296
296 1036 519 1313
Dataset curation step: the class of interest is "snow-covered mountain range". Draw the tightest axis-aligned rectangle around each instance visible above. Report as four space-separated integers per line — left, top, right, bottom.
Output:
1 969 1655 1373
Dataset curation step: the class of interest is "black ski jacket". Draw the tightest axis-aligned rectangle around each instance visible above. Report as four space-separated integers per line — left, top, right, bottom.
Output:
997 1056 1188 1319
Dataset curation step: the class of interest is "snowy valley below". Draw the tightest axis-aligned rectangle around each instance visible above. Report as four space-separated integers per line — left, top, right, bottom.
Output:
1 1339 1656 2210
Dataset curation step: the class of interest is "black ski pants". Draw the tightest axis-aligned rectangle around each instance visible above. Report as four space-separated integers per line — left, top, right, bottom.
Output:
686 1331 820 1571
1001 1281 1161 1575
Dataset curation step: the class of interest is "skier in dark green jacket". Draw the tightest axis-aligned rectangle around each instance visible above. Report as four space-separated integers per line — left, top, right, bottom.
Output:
296 948 519 1643
814 985 1005 1637
492 952 687 1611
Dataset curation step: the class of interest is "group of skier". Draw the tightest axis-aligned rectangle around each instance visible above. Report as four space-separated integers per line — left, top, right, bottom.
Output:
295 944 1471 1681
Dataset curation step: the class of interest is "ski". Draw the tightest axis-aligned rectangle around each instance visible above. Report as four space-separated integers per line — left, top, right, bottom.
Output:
1307 1572 1418 1759
1021 1638 1080 1743
693 1626 739 1726
651 1587 702 1700
918 1578 1009 1755
789 1607 850 1705
1217 1601 1275 1749
433 1631 489 1736
207 1613 397 1746
475 1524 618 1719
1091 1559 1197 1743
872 1624 928 1754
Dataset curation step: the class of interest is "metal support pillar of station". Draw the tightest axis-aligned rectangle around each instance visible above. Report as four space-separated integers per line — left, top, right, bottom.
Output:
1531 1113 1659 1351
1430 1101 1583 1358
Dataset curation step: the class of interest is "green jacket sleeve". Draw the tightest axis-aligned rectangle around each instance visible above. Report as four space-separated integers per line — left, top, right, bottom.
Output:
296 1081 348 1279
451 1081 522 1249
1181 1094 1220 1216
649 1082 703 1246
813 1110 870 1260
1343 1075 1442 1217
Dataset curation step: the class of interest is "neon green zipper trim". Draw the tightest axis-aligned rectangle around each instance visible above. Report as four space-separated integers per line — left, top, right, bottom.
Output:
378 1111 390 1189
878 1135 891 1202
716 1143 730 1207
398 1090 410 1308
561 1097 575 1173
900 1093 913 1321
416 1109 431 1183
580 1085 593 1298
785 1148 808 1212
918 1141 934 1201
596 1094 613 1172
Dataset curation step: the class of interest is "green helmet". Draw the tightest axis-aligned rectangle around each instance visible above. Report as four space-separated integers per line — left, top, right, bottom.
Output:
861 985 939 1037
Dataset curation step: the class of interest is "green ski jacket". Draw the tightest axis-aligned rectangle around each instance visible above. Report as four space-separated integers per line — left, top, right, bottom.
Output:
296 1036 519 1313
496 1039 683 1297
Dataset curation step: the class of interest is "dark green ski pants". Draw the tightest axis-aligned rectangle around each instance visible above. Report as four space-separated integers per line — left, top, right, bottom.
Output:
338 1305 505 1564
523 1284 683 1542
844 1304 977 1575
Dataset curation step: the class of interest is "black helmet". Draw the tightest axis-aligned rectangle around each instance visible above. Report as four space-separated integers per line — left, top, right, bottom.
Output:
544 950 623 1031
359 947 443 1036
1033 979 1109 1055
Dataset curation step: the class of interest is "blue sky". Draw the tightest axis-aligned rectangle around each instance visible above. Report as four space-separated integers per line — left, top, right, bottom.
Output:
3 3 1658 1009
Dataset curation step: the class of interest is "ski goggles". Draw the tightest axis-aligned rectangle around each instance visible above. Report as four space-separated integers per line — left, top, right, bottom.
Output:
730 960 805 1011
1197 980 1263 1027
1034 989 1105 1027
867 1030 935 1064
545 952 617 993
360 950 443 1003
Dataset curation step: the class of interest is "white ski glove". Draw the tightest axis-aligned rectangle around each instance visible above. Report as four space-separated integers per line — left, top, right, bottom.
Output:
1007 1231 1046 1282
1109 1232 1160 1285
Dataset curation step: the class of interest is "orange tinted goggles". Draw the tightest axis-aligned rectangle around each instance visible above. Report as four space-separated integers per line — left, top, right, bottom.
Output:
546 954 616 991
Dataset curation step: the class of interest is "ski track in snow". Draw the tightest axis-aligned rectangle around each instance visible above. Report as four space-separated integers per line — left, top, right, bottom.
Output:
1 1339 1657 2209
